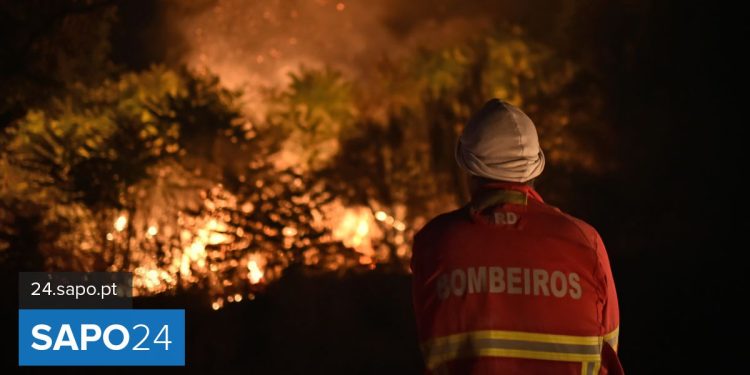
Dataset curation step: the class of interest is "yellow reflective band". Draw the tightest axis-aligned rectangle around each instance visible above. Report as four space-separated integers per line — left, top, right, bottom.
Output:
471 189 528 212
604 326 620 352
422 329 605 371
426 348 599 370
581 360 601 375
426 329 602 348
603 327 619 341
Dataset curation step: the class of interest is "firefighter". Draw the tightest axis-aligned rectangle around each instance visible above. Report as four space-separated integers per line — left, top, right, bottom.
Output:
411 99 622 374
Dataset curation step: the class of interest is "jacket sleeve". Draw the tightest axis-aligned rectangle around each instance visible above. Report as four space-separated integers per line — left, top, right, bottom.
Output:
594 232 620 352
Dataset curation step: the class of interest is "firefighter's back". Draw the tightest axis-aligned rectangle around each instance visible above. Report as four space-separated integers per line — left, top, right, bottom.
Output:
411 184 620 375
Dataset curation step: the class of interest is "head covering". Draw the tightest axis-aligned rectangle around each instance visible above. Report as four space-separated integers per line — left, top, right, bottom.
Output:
455 99 545 182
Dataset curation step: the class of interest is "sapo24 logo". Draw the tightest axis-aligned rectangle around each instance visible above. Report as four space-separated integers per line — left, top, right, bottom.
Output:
31 322 171 351
19 309 184 366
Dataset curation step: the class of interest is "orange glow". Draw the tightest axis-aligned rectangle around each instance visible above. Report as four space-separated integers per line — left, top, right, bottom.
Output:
114 215 127 232
330 205 374 251
117 197 414 308
105 183 413 308
393 221 406 232
247 254 265 284
1 0 598 316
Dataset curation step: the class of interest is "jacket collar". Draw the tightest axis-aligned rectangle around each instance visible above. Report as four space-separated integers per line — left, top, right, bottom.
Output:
470 182 544 212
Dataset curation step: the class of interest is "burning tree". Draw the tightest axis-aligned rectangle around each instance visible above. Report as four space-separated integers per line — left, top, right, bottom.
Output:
1 22 607 307
0 65 401 302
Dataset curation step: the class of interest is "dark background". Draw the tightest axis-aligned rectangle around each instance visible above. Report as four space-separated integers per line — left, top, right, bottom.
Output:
1 0 742 373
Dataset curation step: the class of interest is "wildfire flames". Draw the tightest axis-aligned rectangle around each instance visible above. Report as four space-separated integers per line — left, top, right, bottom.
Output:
0 0 600 311
112 183 415 308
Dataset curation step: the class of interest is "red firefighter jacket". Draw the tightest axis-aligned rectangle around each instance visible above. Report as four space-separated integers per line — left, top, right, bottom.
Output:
411 182 621 374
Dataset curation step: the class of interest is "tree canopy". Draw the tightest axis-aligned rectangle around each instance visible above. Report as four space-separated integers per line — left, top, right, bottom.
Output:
0 3 608 304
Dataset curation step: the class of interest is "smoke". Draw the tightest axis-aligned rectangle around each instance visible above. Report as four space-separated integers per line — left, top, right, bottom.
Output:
161 0 524 110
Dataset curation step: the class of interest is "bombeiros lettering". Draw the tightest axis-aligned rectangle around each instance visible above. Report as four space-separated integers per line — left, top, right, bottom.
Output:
437 266 582 300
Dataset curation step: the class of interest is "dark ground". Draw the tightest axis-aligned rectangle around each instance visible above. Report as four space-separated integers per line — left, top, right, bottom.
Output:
3 269 424 374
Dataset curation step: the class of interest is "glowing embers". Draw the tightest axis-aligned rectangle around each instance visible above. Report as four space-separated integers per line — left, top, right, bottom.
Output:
132 267 175 295
114 215 128 232
109 180 415 309
246 253 266 284
332 206 371 248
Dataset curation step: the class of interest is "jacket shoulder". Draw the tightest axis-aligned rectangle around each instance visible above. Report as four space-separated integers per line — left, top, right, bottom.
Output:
529 200 600 250
554 210 601 250
413 206 467 244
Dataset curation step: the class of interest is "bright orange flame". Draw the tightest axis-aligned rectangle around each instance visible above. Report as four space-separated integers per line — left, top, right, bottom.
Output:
248 259 264 284
393 221 406 232
331 206 372 249
121 184 413 304
282 226 298 237
114 215 127 232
